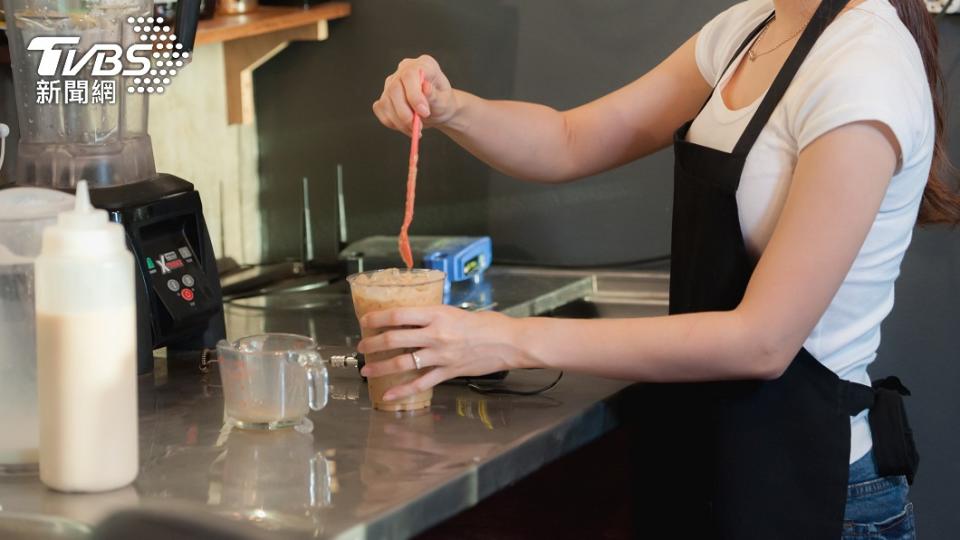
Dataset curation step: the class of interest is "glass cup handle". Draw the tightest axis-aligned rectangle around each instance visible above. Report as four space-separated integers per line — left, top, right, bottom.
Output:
307 362 329 411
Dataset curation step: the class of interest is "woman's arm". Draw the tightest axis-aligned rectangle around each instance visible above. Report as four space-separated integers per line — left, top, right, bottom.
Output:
357 120 900 399
373 35 710 183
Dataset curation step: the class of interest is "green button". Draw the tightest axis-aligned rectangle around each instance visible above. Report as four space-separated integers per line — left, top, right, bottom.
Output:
146 257 155 270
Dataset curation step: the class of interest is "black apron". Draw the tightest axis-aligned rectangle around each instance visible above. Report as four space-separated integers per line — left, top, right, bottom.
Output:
631 1 917 538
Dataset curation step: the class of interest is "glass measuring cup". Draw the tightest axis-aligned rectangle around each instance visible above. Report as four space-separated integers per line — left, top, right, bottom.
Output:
217 334 329 433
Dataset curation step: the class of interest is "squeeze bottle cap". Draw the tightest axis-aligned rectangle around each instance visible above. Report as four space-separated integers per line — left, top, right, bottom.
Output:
41 181 128 258
59 181 108 229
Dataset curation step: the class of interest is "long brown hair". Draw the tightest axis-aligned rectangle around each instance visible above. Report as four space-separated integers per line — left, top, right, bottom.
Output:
888 0 960 225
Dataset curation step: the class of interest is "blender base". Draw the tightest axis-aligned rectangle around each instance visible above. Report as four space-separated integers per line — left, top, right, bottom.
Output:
89 174 226 374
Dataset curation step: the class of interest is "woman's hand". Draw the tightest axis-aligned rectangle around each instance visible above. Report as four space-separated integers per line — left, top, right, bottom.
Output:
373 55 459 136
356 306 533 401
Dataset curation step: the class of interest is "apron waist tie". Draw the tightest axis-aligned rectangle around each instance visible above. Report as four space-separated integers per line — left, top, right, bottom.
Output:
840 376 920 484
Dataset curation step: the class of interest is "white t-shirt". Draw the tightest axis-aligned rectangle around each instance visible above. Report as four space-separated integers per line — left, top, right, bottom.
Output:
689 0 934 463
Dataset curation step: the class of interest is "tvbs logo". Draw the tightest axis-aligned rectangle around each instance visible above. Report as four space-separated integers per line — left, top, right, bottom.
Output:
27 17 189 99
28 37 152 77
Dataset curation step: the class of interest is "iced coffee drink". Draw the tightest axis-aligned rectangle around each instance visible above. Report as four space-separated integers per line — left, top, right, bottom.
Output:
347 269 445 411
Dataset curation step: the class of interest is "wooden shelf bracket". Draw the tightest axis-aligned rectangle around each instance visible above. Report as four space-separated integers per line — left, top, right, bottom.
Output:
223 20 328 125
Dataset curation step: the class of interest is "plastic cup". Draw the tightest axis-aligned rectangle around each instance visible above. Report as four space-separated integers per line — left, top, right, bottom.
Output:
347 269 445 411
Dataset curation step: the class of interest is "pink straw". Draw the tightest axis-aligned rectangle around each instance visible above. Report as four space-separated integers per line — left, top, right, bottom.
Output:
398 70 425 269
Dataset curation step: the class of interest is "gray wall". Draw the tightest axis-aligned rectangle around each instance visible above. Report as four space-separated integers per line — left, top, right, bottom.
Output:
255 2 960 535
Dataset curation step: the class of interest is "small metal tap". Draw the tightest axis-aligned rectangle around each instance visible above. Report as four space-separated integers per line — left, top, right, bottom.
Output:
329 353 361 369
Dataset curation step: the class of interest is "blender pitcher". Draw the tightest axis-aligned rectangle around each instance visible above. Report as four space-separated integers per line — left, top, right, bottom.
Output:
2 0 156 188
0 187 75 475
217 334 330 433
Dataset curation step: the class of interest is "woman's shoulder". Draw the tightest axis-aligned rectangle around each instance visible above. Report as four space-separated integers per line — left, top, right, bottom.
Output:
787 1 934 164
798 0 931 110
821 0 924 61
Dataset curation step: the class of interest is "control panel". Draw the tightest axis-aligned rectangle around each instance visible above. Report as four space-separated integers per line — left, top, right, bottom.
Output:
143 239 218 324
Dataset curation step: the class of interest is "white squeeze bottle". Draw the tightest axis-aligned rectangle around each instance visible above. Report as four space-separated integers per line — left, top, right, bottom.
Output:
35 181 139 492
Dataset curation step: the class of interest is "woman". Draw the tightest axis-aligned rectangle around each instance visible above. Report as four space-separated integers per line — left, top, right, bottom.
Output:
364 0 959 537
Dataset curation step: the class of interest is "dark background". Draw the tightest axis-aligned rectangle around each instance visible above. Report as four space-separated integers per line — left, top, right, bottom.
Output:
2 0 958 536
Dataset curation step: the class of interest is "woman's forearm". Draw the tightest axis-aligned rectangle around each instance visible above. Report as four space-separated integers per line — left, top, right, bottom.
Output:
375 36 708 184
514 311 787 382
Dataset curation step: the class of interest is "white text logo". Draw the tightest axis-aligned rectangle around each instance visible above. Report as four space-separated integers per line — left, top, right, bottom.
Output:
29 16 190 104
28 37 151 77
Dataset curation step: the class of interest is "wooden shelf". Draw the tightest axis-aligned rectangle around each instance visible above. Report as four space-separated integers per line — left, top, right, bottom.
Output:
196 3 351 46
1 4 351 44
199 3 351 125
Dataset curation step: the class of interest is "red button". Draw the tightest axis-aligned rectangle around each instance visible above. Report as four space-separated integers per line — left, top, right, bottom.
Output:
181 288 195 301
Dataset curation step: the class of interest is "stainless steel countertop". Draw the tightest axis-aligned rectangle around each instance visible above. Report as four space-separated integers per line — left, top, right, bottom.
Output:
0 268 658 539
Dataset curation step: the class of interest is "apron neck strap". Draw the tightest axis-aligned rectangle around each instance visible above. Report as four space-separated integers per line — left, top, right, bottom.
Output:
732 0 850 155
694 12 776 119
694 11 776 118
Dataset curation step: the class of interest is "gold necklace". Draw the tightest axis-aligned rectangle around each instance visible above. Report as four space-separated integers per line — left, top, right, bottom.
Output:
748 17 808 61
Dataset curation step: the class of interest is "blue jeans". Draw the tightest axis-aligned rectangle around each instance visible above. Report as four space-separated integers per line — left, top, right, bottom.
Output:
842 450 916 539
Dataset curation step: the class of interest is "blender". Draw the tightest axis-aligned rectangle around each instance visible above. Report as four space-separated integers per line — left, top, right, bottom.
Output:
2 0 224 374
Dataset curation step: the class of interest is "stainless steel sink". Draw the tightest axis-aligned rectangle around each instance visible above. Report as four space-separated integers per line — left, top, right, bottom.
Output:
550 297 668 319
504 269 670 319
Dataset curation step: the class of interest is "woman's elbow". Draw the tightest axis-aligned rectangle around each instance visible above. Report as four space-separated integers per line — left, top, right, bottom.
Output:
730 308 802 381
754 353 792 380
749 338 797 381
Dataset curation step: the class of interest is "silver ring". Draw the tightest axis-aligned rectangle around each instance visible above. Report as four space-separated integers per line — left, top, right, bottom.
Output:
411 351 423 370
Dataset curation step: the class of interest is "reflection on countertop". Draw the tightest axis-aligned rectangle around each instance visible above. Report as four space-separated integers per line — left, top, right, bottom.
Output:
0 363 631 539
137 420 336 534
130 366 625 539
